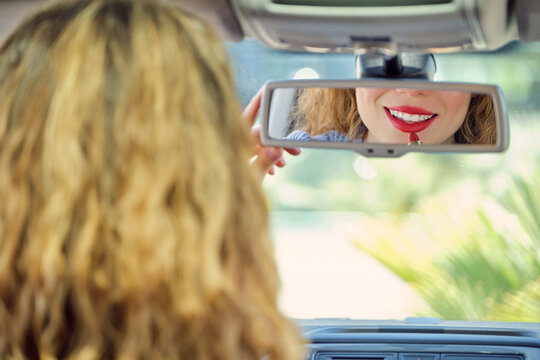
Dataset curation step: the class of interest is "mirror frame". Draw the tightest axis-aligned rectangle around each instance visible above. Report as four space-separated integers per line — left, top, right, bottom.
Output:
260 79 509 158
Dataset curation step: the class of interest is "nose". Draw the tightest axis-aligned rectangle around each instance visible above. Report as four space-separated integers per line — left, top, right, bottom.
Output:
395 88 431 96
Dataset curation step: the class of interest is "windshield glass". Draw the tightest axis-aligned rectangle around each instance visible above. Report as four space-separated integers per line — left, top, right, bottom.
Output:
227 40 540 321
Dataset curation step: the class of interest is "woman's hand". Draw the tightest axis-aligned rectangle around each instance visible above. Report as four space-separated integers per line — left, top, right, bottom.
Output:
244 89 301 181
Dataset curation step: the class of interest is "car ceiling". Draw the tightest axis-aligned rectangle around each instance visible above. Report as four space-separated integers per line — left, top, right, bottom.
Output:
2 0 540 54
0 0 243 43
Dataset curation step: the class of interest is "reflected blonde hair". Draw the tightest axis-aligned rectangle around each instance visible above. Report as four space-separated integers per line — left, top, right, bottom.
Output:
0 0 303 358
293 88 496 144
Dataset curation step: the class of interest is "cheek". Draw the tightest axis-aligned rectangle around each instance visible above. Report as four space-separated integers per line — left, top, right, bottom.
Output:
442 92 471 113
443 93 471 131
355 88 389 121
355 88 387 105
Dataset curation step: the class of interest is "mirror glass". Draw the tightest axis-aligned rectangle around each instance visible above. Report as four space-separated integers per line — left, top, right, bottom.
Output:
267 86 501 147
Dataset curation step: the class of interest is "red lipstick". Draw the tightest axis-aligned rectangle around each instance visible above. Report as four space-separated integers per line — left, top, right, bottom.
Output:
408 132 422 145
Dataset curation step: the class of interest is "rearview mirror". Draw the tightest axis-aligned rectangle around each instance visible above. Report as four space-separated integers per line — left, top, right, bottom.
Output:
261 80 508 157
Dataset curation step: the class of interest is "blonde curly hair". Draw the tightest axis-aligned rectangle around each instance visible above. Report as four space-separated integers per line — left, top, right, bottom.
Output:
0 0 303 358
293 88 496 144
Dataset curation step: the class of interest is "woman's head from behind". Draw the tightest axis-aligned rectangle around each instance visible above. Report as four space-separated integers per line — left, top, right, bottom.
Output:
0 0 301 358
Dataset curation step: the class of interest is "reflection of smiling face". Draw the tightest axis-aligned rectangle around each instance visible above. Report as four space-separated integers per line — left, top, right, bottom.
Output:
355 88 471 144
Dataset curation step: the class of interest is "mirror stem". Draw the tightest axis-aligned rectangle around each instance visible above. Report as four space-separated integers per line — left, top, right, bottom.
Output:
383 55 403 76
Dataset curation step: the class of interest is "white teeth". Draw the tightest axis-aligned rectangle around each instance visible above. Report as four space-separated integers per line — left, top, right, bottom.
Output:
388 109 435 122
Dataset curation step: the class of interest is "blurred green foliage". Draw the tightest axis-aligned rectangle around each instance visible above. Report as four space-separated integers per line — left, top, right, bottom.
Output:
352 170 540 321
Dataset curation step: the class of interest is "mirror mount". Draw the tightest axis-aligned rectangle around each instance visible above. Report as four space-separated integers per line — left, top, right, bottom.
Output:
382 55 404 77
355 52 436 80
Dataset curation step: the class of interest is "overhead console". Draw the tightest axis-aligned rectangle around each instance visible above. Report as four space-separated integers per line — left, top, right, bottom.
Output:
228 0 520 53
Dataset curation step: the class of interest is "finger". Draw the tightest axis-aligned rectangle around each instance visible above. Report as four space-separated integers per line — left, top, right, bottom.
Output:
251 125 263 147
275 157 286 168
250 126 263 157
267 166 275 176
252 147 283 175
243 88 264 127
284 147 302 156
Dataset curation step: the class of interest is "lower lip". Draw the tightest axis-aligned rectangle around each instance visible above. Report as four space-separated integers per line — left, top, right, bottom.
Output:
385 108 437 133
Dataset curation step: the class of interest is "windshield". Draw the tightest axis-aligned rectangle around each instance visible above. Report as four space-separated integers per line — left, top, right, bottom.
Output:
227 40 540 322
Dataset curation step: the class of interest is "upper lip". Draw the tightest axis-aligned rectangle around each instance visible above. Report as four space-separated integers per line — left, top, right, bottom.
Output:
386 105 435 116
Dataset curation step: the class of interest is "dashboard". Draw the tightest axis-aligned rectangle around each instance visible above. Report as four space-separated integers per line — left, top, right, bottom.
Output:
298 319 540 360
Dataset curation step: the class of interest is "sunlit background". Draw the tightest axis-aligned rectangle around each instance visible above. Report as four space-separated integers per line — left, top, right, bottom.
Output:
227 40 540 322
